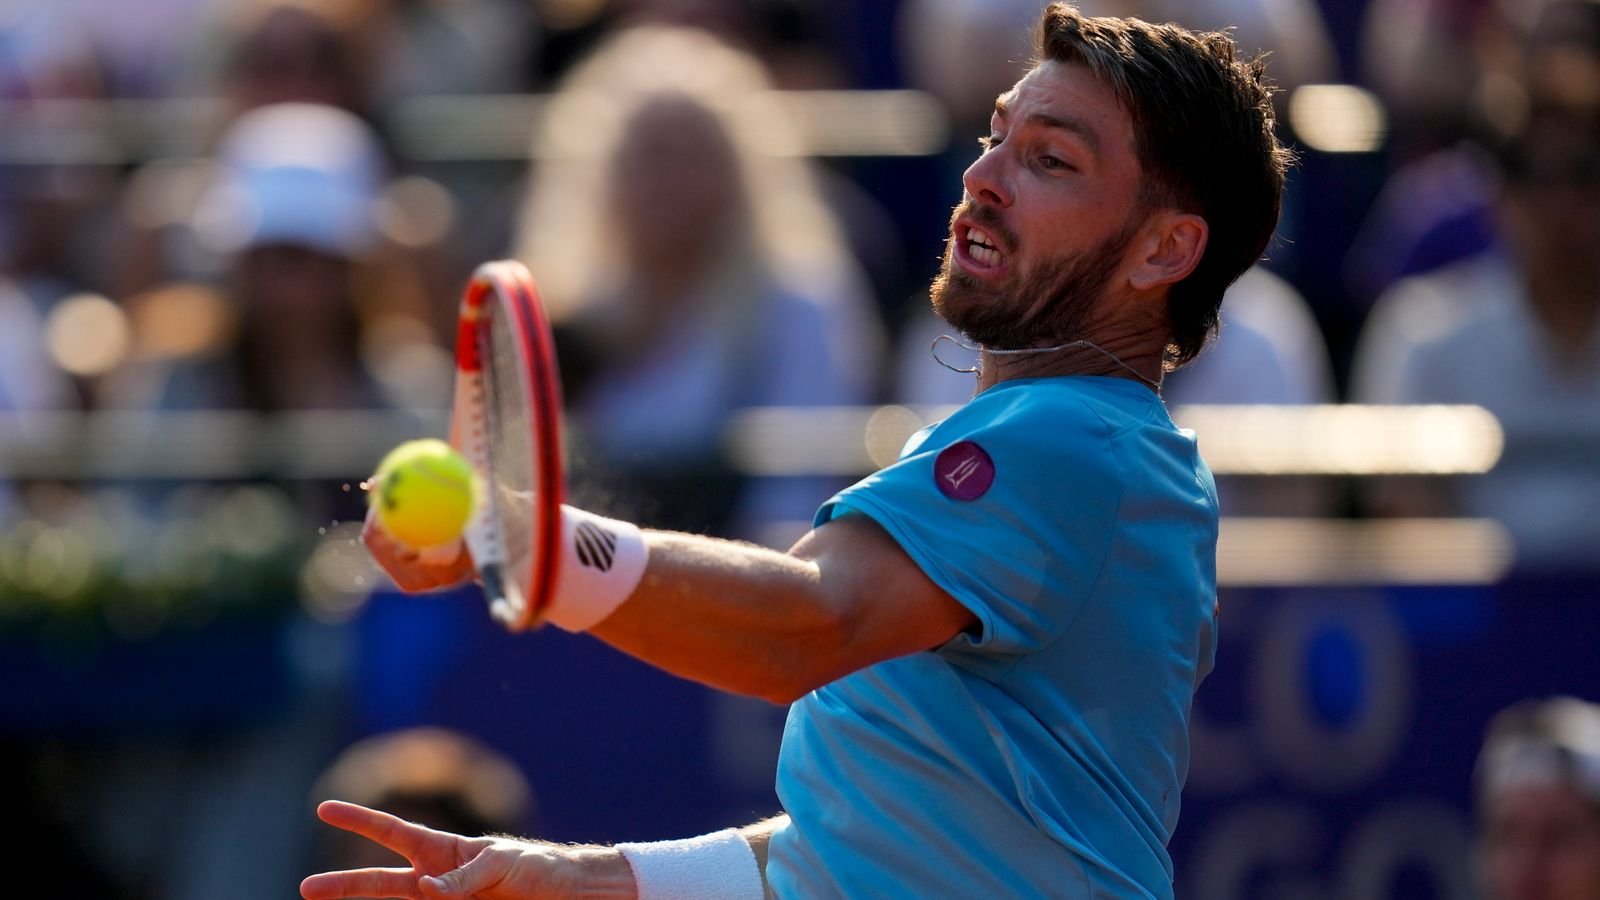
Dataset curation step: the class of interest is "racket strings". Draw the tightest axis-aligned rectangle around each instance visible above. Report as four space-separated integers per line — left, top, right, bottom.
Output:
462 372 504 564
483 297 537 618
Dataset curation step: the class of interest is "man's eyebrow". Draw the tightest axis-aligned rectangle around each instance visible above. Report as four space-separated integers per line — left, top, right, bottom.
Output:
991 98 1102 159
1026 112 1101 158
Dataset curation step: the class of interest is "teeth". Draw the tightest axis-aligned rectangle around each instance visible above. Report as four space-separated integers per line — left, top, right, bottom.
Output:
963 224 1002 266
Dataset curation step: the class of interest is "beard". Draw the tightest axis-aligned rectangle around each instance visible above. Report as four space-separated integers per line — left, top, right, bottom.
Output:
930 201 1139 350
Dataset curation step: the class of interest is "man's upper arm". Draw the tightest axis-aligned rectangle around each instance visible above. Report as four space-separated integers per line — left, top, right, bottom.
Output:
789 512 977 682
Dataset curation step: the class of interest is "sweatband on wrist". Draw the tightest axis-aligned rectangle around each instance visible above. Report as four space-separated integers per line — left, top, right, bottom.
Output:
543 505 648 632
615 829 764 900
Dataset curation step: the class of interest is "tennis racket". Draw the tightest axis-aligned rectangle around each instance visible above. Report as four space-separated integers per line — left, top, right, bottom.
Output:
452 259 565 631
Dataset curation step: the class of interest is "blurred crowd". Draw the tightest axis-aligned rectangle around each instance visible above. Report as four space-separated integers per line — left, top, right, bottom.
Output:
3 0 1600 897
3 0 1599 563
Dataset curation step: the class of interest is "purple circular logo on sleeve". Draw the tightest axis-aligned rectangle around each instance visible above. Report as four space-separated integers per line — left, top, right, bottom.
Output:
934 440 995 501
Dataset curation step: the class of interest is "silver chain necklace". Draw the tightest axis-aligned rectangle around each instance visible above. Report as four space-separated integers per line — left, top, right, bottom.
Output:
931 334 1161 390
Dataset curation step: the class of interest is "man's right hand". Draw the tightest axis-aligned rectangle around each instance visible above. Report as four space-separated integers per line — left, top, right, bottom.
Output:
363 506 476 593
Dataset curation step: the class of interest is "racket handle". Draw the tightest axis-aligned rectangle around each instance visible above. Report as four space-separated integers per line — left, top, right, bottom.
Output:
480 562 530 629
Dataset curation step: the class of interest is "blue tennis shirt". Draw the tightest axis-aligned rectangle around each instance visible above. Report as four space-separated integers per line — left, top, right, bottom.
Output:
767 376 1219 898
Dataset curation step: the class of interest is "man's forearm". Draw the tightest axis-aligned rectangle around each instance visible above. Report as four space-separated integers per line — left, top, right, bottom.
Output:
589 530 845 704
578 513 974 704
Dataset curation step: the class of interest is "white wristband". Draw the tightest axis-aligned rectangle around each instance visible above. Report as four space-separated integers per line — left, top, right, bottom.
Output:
615 829 764 900
544 505 648 632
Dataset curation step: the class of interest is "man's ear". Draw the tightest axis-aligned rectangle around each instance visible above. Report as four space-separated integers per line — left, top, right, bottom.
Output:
1127 212 1208 291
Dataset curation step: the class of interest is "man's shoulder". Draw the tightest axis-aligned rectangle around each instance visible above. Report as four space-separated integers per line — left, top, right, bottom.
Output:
964 376 1159 430
945 379 1115 458
928 377 1166 491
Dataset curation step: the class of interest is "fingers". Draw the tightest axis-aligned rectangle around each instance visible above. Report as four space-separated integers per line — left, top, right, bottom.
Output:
418 846 514 897
361 513 473 592
317 801 446 862
362 512 423 584
301 867 420 899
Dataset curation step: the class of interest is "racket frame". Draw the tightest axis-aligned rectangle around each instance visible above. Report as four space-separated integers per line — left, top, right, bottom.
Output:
452 260 564 631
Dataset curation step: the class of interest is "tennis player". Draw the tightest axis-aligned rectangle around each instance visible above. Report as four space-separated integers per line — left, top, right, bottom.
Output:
304 4 1289 897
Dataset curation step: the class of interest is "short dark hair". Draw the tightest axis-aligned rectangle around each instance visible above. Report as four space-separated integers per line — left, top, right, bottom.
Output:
1035 4 1292 368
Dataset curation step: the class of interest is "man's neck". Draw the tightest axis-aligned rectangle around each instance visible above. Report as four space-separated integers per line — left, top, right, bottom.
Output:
975 326 1166 392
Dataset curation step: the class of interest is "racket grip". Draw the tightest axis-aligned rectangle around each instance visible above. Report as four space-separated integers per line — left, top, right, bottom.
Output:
480 562 529 629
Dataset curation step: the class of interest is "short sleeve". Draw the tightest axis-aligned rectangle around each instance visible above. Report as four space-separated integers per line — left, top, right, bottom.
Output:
815 397 1122 654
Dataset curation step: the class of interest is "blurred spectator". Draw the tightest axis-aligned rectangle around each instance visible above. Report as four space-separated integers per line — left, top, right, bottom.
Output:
612 0 844 89
1341 139 1502 309
216 0 382 121
1345 0 1600 307
104 101 442 417
0 273 74 415
514 26 882 544
28 102 439 900
598 0 908 311
311 727 537 872
1474 696 1600 900
1350 101 1600 572
0 159 122 340
895 0 1039 180
1163 268 1336 409
0 22 126 355
1163 268 1338 516
368 0 540 104
0 273 77 521
1344 0 1503 309
0 0 107 99
1360 0 1500 165
0 0 260 101
106 0 401 301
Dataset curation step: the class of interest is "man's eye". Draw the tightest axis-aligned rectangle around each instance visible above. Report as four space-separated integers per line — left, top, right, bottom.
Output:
980 134 1003 151
1039 155 1070 171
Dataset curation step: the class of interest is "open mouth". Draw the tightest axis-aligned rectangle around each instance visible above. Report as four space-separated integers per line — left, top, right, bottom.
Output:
955 220 1007 274
965 224 1002 265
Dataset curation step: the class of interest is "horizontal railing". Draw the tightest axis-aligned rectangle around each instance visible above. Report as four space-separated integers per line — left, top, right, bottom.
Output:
0 90 952 164
0 404 1505 479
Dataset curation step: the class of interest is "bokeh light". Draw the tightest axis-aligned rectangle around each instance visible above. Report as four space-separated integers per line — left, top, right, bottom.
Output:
45 293 132 377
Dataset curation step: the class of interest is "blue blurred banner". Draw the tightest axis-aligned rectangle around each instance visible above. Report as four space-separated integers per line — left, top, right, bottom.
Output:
1170 578 1599 898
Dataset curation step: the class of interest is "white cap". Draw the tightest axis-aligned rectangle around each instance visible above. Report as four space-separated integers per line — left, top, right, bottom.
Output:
194 102 386 258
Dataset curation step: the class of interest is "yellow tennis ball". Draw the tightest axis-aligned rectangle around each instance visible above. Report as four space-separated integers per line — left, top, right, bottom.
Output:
368 439 477 549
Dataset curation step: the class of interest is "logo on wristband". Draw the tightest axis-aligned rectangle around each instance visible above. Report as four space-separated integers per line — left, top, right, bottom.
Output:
574 521 619 572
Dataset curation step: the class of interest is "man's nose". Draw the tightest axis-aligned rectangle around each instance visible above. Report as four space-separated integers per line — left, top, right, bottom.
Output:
962 150 1013 208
